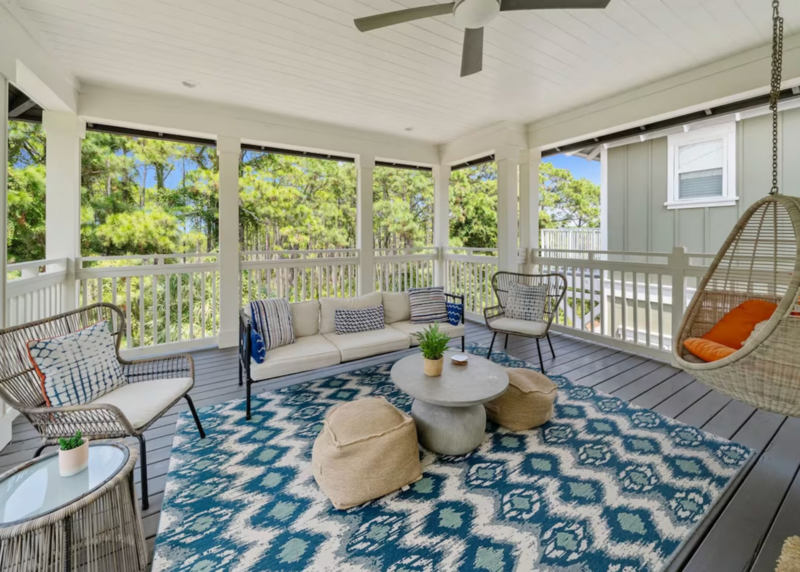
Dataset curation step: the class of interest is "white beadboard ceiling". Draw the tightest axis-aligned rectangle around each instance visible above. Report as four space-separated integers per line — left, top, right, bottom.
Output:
16 0 800 143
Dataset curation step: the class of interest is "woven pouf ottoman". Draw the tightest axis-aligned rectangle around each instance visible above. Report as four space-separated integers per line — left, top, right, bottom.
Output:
484 368 558 431
312 396 422 509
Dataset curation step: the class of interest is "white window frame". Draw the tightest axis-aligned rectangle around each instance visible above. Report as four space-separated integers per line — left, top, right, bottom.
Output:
665 122 737 209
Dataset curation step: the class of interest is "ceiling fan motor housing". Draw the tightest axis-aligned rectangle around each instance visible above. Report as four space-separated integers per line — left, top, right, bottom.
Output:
453 0 500 29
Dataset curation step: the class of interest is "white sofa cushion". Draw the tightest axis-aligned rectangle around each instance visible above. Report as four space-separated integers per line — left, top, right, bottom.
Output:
320 293 383 334
250 335 341 381
324 327 410 362
382 292 411 324
389 321 466 346
291 300 320 338
91 377 193 429
490 317 549 337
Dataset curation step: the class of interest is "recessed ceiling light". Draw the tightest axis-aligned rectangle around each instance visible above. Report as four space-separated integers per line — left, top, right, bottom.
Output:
182 80 198 89
404 127 414 132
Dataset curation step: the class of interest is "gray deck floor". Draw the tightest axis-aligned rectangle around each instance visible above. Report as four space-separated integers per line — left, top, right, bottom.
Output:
1 320 797 571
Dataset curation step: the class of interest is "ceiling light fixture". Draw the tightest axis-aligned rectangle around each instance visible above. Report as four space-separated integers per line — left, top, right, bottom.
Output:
182 80 199 89
405 127 414 132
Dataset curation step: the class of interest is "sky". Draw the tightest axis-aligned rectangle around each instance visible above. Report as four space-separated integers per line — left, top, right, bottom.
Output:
545 153 601 185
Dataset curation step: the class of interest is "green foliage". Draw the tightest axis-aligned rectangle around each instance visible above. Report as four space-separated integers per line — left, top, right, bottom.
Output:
539 162 600 229
7 121 46 263
415 323 451 360
58 431 84 451
373 166 433 248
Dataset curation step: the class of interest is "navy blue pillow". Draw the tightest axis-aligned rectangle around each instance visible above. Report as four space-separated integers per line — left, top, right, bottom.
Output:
251 328 266 364
447 302 462 326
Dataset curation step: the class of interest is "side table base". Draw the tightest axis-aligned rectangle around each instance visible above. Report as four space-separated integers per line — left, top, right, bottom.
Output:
411 400 486 456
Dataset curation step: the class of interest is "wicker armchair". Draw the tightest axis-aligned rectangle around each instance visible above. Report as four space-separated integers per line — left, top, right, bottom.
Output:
484 272 567 373
0 303 206 510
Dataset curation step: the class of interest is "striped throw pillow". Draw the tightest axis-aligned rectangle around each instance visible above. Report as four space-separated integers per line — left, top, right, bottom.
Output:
408 287 448 324
505 282 547 322
27 321 127 407
250 298 295 351
335 306 385 335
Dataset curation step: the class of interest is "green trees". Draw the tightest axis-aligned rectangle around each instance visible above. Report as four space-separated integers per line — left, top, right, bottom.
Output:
7 121 46 264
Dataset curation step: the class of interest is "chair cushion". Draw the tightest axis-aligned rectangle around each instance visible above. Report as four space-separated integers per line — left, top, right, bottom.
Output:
250 335 341 381
408 286 448 324
290 300 320 338
27 321 126 407
249 299 295 350
485 368 558 431
324 327 410 362
335 306 385 335
320 293 383 334
382 291 411 324
702 299 777 349
91 377 192 429
312 396 421 509
684 338 737 362
490 317 549 337
389 320 465 346
505 282 547 321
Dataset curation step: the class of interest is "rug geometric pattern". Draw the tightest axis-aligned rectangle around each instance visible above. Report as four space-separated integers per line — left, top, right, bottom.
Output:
153 347 752 571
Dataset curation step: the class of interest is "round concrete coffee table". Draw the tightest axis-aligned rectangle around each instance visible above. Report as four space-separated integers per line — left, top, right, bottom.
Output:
391 351 509 455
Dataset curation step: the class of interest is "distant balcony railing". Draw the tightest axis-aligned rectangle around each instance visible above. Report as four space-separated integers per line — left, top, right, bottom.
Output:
540 228 601 254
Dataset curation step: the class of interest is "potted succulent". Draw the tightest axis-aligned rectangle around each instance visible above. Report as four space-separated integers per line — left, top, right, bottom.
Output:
58 431 88 477
415 324 451 377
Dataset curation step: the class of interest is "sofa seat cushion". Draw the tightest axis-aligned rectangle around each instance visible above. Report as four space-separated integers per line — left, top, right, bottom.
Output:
250 335 341 382
91 377 193 429
490 317 549 337
389 320 465 346
324 327 410 362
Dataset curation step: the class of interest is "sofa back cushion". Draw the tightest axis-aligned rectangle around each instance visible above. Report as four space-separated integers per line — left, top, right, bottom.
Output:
250 299 295 351
408 286 448 324
290 300 321 338
335 306 385 335
382 292 411 324
320 292 383 334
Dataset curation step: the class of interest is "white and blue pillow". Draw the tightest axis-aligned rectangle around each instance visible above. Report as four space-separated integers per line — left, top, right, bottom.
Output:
27 321 127 407
408 287 448 324
505 282 547 322
446 302 463 326
250 298 295 352
335 306 385 335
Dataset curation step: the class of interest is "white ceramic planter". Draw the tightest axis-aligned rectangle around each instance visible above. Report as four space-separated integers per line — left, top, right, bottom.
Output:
59 440 89 477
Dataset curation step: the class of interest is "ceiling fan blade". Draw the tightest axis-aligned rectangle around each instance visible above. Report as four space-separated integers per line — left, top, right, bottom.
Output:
354 3 455 32
461 27 484 78
500 0 610 10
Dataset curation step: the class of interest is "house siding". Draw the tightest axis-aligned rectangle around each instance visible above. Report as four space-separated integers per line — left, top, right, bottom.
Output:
606 107 800 254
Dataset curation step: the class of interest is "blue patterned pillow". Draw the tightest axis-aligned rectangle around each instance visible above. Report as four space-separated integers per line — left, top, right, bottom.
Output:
251 329 266 364
27 321 126 407
250 298 295 351
446 302 463 326
408 286 448 324
335 306 385 335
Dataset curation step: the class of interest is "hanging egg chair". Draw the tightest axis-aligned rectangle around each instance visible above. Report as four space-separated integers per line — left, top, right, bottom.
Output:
672 0 800 416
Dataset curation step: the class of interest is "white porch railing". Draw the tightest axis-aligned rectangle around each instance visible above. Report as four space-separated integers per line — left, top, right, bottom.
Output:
540 228 602 253
374 248 436 292
443 248 500 319
241 250 360 303
5 259 69 328
77 254 220 356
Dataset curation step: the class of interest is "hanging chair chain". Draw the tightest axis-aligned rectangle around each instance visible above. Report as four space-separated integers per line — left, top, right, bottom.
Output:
770 0 784 195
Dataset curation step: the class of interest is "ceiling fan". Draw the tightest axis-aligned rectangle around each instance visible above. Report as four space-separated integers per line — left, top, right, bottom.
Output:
354 0 611 77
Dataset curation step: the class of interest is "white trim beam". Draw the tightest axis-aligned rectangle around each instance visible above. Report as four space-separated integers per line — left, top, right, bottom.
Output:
496 146 520 272
217 136 241 348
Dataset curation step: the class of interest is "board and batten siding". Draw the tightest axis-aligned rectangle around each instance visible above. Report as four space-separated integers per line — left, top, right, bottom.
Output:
606 107 800 254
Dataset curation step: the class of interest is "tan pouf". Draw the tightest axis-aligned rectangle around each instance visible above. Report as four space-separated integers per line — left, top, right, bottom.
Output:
312 396 422 509
484 368 558 431
777 536 800 572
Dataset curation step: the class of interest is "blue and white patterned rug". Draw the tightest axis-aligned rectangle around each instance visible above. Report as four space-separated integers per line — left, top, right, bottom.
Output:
153 347 753 572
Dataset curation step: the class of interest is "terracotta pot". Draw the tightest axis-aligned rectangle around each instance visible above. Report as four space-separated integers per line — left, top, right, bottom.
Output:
59 440 89 477
424 357 444 377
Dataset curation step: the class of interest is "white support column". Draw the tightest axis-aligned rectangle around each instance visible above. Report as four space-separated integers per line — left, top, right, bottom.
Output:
43 111 84 311
433 164 451 287
357 155 375 295
600 146 609 250
496 146 520 272
217 136 241 348
0 76 8 328
519 149 541 273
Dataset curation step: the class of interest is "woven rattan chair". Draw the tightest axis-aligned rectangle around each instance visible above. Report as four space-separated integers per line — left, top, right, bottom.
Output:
484 272 567 373
0 303 206 510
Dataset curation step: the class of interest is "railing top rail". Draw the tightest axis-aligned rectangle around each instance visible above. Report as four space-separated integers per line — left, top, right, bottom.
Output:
444 247 499 253
241 249 359 256
7 258 68 270
79 253 218 263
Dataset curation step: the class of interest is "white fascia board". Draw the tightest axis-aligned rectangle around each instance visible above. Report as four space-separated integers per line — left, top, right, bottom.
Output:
526 33 800 151
438 121 526 165
78 84 438 165
0 2 78 112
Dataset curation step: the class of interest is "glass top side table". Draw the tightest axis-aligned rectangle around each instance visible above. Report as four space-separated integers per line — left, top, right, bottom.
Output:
0 442 147 572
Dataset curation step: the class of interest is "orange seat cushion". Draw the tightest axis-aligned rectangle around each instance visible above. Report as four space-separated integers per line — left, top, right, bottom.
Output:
701 299 777 349
684 338 737 362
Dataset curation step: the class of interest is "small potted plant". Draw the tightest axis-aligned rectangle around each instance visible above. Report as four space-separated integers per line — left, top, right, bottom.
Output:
58 431 88 477
415 324 451 377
